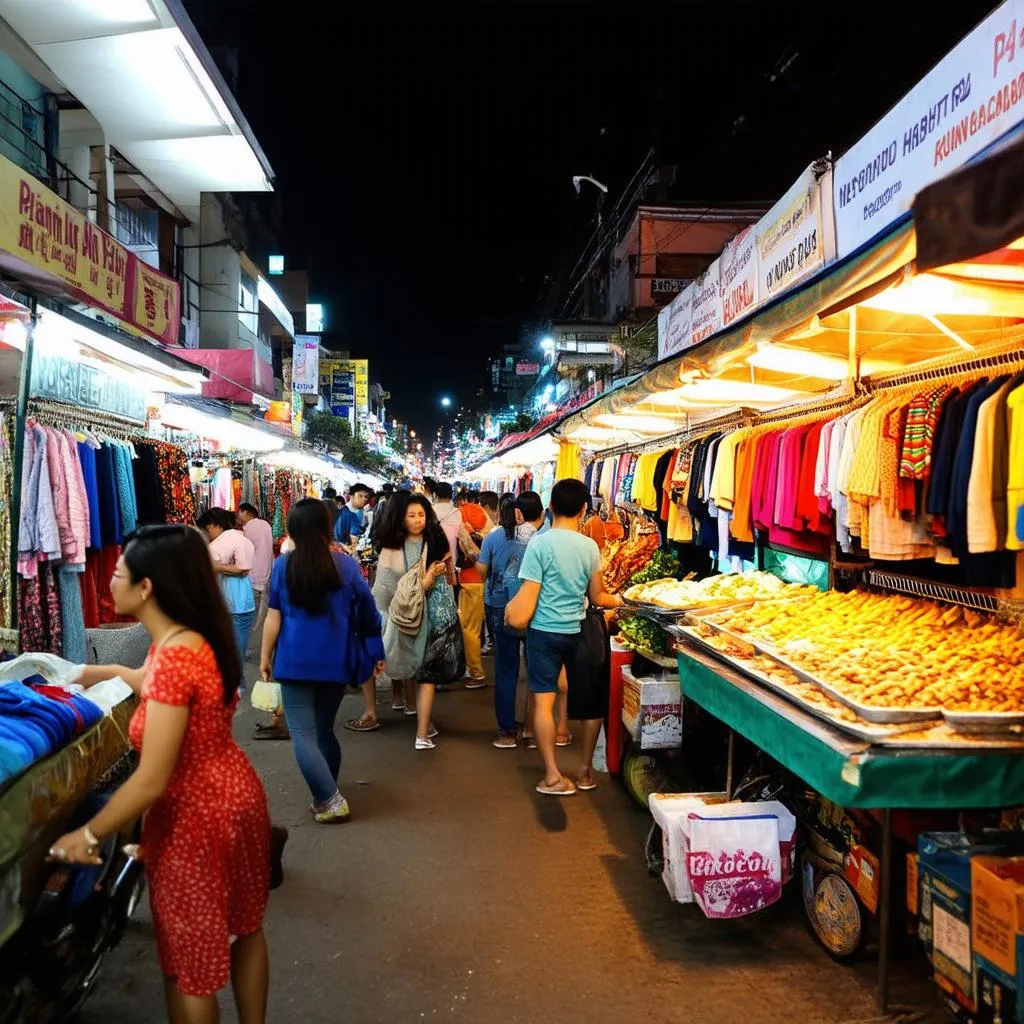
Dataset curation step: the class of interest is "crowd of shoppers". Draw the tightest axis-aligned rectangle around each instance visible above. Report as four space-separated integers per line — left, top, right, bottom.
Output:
45 471 621 1022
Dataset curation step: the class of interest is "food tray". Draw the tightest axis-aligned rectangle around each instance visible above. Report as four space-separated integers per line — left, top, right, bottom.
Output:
942 710 1024 734
875 727 1024 750
761 645 943 726
675 627 907 743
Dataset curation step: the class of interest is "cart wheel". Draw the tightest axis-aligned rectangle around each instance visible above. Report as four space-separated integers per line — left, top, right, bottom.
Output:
805 862 864 962
621 741 671 809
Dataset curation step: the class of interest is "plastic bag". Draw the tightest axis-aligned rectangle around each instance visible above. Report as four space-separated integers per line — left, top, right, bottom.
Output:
250 679 282 714
0 653 85 689
685 812 782 919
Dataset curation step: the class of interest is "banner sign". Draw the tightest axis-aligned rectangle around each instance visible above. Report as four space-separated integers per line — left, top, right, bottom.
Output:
0 153 181 345
689 258 723 347
720 225 759 325
515 361 540 376
319 358 369 436
651 277 688 305
30 352 147 422
657 281 695 360
756 164 828 302
292 335 319 393
833 0 1024 257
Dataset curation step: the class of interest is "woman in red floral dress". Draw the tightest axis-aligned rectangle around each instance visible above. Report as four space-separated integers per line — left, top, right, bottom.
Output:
51 525 271 1023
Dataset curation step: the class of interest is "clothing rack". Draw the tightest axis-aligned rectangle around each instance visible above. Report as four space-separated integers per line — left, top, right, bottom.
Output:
863 343 1024 392
28 399 145 438
588 409 753 461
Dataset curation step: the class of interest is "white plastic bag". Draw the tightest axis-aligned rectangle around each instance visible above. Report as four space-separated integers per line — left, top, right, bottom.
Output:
250 679 282 714
0 653 85 689
685 812 782 919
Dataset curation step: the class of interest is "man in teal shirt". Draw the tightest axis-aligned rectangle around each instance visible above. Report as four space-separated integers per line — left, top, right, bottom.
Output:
505 479 621 796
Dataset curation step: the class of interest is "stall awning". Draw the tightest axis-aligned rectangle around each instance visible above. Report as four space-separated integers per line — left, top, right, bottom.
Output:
176 348 275 403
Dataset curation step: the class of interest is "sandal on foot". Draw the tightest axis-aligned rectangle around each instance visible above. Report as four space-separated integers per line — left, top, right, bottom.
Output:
391 701 407 712
556 733 574 747
536 777 577 797
577 775 598 791
523 734 538 749
254 722 291 740
344 715 381 733
404 707 418 717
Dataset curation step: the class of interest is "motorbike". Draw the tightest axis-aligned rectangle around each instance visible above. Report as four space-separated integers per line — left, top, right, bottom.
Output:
0 765 146 1023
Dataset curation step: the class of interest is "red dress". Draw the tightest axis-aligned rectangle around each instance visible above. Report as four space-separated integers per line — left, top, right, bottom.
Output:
129 642 270 997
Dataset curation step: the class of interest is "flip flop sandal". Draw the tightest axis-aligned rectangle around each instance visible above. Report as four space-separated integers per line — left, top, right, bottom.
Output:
392 701 407 712
577 777 598 791
536 779 577 797
523 735 538 749
344 716 381 733
556 734 574 747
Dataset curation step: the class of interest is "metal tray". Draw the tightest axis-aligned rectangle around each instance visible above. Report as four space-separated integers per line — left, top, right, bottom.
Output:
876 726 1024 751
762 645 943 725
942 710 1024 734
675 627 906 743
687 615 942 725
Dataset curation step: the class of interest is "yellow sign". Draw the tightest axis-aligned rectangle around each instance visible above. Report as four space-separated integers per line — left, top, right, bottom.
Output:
319 358 369 436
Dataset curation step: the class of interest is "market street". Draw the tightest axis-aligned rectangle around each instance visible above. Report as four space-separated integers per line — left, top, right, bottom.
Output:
81 675 910 1024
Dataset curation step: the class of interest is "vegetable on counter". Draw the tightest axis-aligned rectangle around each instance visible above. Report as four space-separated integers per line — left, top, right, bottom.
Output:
628 548 681 587
616 615 669 656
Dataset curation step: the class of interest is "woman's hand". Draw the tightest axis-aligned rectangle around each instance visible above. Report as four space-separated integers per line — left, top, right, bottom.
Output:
260 658 273 682
422 561 446 591
49 827 102 866
373 660 387 678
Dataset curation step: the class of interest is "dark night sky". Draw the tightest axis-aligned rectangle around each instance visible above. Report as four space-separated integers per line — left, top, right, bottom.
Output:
183 1 997 434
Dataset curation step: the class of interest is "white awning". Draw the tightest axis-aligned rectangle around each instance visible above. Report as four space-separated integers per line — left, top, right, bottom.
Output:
0 0 274 212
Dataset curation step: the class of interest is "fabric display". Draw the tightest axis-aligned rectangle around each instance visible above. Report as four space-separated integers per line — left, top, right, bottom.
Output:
0 676 104 785
0 411 12 628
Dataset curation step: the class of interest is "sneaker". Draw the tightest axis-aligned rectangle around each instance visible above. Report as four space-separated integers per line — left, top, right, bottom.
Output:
427 723 439 739
415 737 436 751
465 677 487 690
481 643 493 656
492 733 517 749
313 795 351 824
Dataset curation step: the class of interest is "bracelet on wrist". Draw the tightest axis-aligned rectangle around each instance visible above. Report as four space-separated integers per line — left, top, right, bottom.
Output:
83 825 101 848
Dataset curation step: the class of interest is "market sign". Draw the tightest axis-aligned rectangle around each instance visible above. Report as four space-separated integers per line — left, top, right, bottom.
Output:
720 225 759 325
689 258 723 347
292 335 319 393
515 361 540 376
30 352 147 423
650 278 689 306
319 358 369 436
756 163 831 303
657 281 695 360
833 0 1024 257
0 152 181 346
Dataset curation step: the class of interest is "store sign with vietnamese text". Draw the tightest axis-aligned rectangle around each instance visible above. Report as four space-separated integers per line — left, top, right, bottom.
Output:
720 225 759 325
30 352 147 423
0 153 181 345
657 281 694 360
756 163 829 302
833 0 1024 257
689 258 723 347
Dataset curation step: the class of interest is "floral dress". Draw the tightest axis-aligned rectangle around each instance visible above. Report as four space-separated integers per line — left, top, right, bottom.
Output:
129 642 269 996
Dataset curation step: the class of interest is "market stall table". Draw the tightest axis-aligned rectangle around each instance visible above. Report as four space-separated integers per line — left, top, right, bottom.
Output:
676 645 1024 1012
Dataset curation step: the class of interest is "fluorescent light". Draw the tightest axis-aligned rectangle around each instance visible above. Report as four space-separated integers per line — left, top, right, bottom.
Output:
859 273 994 317
157 404 285 452
306 303 325 333
68 0 159 29
593 413 685 434
257 276 295 337
674 379 802 406
746 345 851 380
268 255 285 275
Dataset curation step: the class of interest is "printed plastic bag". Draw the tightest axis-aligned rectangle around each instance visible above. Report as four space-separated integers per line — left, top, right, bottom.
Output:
250 679 282 714
685 813 782 919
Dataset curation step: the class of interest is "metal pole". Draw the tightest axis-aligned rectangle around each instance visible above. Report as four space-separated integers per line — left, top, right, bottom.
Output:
876 807 893 1013
725 730 735 797
847 305 859 381
9 297 37 635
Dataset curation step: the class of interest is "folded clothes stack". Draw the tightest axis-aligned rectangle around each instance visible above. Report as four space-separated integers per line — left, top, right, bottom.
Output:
0 678 104 786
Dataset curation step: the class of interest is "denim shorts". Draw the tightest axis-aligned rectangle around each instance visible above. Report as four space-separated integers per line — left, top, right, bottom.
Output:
526 616 609 720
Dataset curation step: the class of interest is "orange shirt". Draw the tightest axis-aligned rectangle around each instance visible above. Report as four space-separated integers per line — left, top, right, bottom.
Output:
581 515 608 551
457 503 491 584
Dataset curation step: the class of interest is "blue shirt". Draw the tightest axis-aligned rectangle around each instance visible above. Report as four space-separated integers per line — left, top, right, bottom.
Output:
268 551 385 684
518 529 600 634
334 504 365 544
478 529 527 608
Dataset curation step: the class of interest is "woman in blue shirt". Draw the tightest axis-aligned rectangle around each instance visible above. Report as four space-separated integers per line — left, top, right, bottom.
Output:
260 498 385 823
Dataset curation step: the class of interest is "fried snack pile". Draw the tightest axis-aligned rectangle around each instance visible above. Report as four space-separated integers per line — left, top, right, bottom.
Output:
711 591 1024 713
625 570 811 609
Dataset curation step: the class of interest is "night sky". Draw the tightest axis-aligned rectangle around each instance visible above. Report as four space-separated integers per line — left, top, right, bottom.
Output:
183 1 997 434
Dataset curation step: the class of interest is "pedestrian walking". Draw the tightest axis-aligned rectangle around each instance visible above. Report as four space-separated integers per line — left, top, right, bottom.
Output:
53 524 272 1023
238 503 274 661
373 492 461 749
455 489 496 687
505 479 622 796
197 507 256 691
260 498 385 823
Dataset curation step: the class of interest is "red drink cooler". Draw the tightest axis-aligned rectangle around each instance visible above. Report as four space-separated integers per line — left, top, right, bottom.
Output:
607 639 632 775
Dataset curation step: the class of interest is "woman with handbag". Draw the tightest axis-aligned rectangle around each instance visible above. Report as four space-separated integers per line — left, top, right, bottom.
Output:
260 499 385 823
373 492 462 750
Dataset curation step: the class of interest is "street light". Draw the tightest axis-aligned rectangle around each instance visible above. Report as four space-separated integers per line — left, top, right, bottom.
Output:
440 396 452 408
540 337 555 351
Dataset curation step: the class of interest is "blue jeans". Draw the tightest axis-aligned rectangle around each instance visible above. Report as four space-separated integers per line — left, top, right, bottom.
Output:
486 605 522 735
232 610 255 664
279 682 345 804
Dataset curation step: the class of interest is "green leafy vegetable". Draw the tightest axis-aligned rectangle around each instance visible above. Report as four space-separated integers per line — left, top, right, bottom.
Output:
628 548 681 587
617 616 668 655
